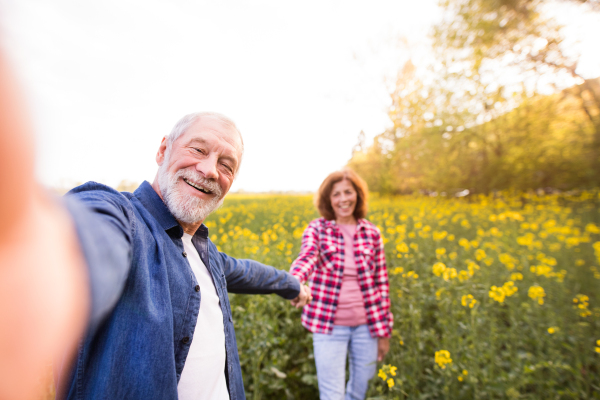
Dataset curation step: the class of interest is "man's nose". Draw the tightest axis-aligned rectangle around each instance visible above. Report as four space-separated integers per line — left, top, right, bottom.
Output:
195 156 218 180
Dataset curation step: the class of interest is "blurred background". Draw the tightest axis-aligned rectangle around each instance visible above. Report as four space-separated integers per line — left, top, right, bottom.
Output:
2 0 597 195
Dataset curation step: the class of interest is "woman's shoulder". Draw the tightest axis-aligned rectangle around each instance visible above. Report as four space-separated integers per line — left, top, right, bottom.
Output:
358 219 381 235
307 217 328 227
305 217 338 234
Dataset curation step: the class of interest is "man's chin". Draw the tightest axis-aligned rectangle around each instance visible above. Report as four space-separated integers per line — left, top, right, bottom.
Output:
167 195 224 226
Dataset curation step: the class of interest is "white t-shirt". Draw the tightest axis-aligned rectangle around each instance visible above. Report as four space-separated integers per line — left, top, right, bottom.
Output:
177 233 230 400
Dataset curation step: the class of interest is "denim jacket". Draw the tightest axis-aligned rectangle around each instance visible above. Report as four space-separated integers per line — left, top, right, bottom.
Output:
59 181 300 400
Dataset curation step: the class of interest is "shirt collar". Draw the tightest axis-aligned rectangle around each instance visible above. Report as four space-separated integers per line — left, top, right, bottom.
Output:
324 217 367 230
134 181 183 237
134 181 210 239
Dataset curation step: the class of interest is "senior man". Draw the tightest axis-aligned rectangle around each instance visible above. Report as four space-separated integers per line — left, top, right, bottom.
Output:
53 112 311 400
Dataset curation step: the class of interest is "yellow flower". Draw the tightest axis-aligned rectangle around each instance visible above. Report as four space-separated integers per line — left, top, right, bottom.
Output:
574 294 591 317
510 272 523 281
586 223 600 234
442 267 458 281
548 327 558 334
396 242 409 253
458 376 463 382
389 366 397 376
528 286 546 305
467 260 480 276
461 294 476 308
387 378 395 388
449 251 458 260
434 350 452 369
378 369 387 381
489 286 506 303
502 281 518 297
436 248 447 256
462 369 468 375
432 262 446 277
475 249 486 261
433 231 448 241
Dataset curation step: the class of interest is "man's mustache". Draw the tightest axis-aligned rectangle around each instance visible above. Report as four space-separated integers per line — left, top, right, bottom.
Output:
174 169 223 198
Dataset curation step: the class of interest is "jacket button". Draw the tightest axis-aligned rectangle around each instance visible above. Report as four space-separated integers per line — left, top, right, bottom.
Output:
195 285 200 292
182 252 187 257
182 336 190 344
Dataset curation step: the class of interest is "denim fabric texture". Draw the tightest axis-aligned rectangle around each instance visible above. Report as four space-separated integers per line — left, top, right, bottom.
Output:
60 181 300 400
312 325 378 400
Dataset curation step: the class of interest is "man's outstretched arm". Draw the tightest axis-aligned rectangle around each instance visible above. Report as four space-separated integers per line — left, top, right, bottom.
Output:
212 242 310 305
0 53 89 400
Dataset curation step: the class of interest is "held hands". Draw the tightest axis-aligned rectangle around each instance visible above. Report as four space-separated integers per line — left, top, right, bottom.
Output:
290 284 312 308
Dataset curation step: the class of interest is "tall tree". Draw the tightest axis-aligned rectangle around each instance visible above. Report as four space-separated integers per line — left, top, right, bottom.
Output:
349 0 599 194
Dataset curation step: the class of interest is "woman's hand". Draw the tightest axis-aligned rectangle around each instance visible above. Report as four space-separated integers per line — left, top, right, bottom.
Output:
377 338 390 362
290 284 312 308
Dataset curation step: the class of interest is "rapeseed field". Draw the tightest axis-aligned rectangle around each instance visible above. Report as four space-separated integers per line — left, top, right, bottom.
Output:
206 190 600 399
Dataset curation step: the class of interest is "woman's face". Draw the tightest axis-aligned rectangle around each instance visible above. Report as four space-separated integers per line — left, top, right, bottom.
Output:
330 179 357 222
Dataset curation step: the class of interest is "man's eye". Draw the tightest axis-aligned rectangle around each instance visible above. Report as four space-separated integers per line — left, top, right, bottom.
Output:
193 147 204 154
221 163 233 173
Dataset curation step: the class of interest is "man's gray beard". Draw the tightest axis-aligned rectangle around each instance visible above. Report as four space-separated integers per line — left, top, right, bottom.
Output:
157 157 224 225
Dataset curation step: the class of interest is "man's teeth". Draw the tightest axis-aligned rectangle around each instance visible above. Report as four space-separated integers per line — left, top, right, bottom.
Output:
183 178 212 194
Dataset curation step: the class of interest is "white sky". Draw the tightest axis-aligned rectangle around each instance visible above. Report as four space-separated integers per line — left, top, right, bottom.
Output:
1 0 598 192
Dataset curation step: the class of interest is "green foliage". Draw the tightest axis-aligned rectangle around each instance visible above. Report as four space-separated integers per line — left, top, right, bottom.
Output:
201 192 600 399
349 0 600 195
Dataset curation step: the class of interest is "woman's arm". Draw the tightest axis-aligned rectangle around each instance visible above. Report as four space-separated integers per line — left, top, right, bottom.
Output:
372 227 393 361
289 220 321 284
373 229 393 330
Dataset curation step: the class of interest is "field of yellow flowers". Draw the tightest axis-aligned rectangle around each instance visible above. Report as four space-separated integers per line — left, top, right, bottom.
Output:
206 190 600 400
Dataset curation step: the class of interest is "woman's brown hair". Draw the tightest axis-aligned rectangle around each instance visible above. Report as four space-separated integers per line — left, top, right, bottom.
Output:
315 168 369 221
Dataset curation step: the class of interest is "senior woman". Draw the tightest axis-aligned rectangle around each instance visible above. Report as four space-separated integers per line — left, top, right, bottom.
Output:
290 168 392 400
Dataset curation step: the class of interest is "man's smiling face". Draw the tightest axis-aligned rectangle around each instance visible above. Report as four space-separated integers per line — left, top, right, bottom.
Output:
155 115 242 225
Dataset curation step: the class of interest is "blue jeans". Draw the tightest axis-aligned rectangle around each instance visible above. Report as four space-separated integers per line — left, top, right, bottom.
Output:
312 325 378 400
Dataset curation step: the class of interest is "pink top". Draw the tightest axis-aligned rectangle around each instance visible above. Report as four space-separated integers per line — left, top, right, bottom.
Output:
333 223 367 326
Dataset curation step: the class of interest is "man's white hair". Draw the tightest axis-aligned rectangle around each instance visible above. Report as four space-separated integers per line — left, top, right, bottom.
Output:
165 112 244 173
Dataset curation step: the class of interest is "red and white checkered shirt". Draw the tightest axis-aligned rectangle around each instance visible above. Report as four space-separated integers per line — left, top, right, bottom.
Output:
290 217 393 338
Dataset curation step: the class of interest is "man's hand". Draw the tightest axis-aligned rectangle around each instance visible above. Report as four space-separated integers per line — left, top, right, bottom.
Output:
377 337 390 362
0 53 89 400
290 283 312 308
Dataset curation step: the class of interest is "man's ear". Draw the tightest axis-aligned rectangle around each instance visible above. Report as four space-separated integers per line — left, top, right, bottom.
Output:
156 137 168 166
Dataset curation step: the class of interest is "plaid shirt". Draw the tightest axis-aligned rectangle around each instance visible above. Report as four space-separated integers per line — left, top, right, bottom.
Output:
290 217 393 338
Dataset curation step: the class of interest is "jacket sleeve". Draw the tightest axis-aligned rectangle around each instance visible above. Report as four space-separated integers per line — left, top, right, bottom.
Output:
373 228 393 337
64 182 134 335
289 220 320 284
213 242 300 300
